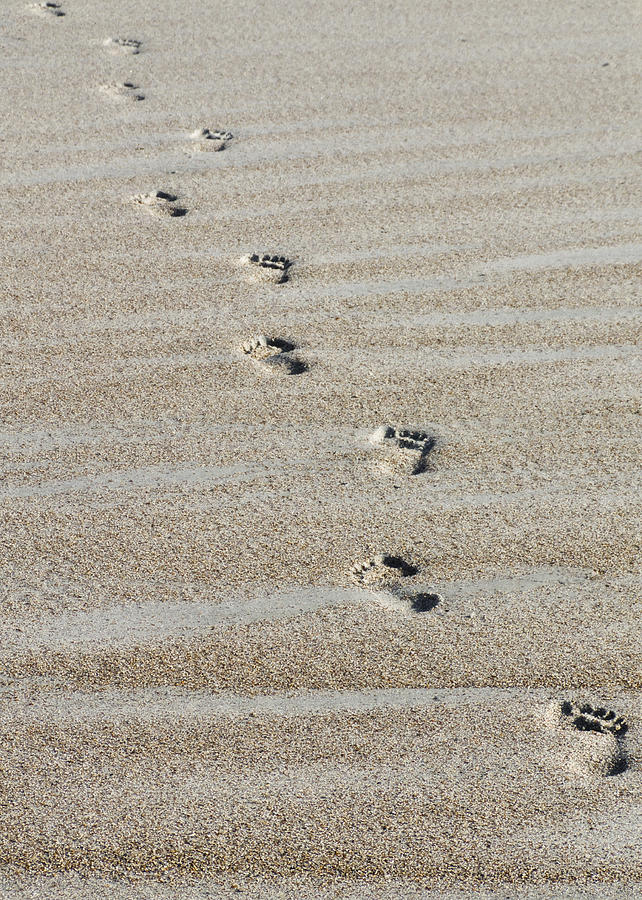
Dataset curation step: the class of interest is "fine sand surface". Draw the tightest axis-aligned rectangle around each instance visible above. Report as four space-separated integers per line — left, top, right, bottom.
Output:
1 0 641 897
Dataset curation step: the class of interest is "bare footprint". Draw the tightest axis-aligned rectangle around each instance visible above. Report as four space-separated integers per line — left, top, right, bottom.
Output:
546 699 628 776
100 81 145 102
239 253 292 284
369 425 437 475
189 128 233 152
103 37 142 55
131 190 187 218
349 554 442 614
240 336 307 376
349 554 418 587
29 2 65 16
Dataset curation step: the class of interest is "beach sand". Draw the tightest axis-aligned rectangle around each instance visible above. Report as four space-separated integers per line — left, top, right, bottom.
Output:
1 0 640 896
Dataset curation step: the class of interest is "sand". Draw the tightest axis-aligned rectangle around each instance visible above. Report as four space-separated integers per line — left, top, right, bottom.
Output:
1 0 640 896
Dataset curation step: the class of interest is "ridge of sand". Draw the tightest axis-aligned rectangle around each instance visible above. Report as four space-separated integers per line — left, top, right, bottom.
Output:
1 0 640 896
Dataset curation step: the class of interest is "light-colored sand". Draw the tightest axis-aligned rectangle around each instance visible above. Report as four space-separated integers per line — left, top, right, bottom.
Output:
1 0 640 896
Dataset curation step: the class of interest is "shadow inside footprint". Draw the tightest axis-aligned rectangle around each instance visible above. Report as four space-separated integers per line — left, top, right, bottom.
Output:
240 335 307 376
561 701 628 736
400 434 436 474
31 1 65 15
190 128 233 151
284 358 308 374
104 37 142 54
378 555 418 578
269 338 296 353
408 592 441 612
370 425 438 475
131 191 187 218
551 699 629 776
247 254 292 283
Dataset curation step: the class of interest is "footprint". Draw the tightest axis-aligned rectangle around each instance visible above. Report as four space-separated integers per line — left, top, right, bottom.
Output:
29 2 65 16
239 253 292 285
349 555 442 614
131 191 187 218
189 128 233 152
240 335 307 376
546 699 629 776
103 37 142 55
369 425 437 475
100 82 145 102
350 554 418 587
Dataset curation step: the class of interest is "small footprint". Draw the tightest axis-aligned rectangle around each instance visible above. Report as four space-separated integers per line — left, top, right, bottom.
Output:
189 128 233 152
240 336 307 376
100 82 145 102
350 554 418 587
29 2 65 16
239 253 292 284
103 37 142 55
546 699 629 776
349 554 441 614
369 425 437 475
131 190 187 218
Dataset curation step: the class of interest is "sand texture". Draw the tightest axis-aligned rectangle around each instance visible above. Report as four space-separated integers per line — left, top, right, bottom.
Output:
1 0 641 896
